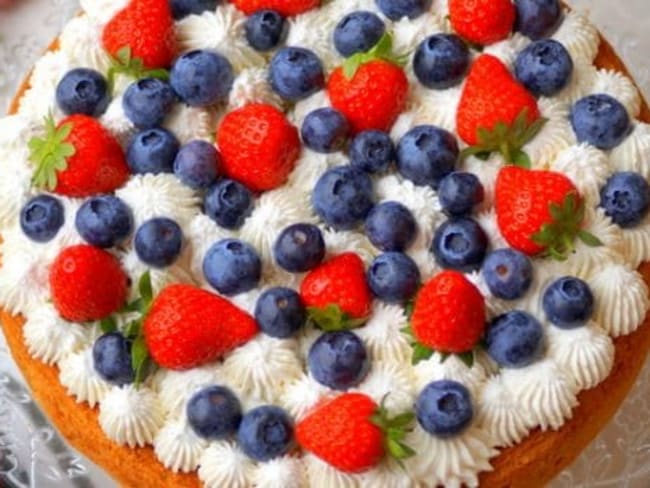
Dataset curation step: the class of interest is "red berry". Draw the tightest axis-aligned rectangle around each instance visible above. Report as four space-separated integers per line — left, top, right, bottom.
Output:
449 0 515 46
231 0 320 16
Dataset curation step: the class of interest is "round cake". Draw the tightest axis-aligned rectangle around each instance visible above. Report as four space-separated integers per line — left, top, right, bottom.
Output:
1 1 650 487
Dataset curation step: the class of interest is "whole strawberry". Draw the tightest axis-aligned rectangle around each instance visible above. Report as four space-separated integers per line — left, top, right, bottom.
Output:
411 271 486 355
231 0 320 16
216 103 301 192
296 393 415 473
50 245 129 322
143 284 259 370
102 0 176 69
300 253 372 330
495 166 602 257
29 114 129 198
449 0 515 46
328 33 408 134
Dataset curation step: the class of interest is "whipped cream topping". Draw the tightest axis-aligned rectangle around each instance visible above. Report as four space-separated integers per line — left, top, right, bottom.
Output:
460 153 505 208
290 91 333 133
483 33 531 69
414 354 488 399
286 9 341 71
620 211 650 268
609 122 650 179
356 303 412 364
590 69 642 118
154 365 217 418
99 94 136 147
228 68 285 111
186 213 235 281
17 51 70 121
304 454 362 488
279 373 331 421
198 441 255 488
392 12 444 58
359 458 413 488
0 118 35 228
58 347 110 408
153 417 208 473
355 360 416 413
163 104 219 145
59 16 112 74
321 227 377 264
551 143 612 204
552 10 600 64
80 0 128 25
286 148 342 197
412 84 463 134
524 115 576 170
250 456 308 488
554 57 598 107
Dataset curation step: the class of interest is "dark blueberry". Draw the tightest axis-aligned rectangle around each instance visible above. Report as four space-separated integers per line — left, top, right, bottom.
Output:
56 68 110 117
415 380 473 437
127 128 180 175
75 195 133 248
365 201 417 252
19 195 64 243
237 406 294 462
514 40 573 97
203 239 261 295
599 172 650 228
349 130 395 174
255 287 306 339
333 11 385 57
570 94 631 150
542 276 594 328
204 179 254 230
273 223 325 272
312 166 374 230
245 9 287 52
301 108 350 153
431 218 488 272
486 311 544 368
171 0 219 20
482 248 533 300
396 125 459 189
514 0 562 40
367 252 421 303
174 140 220 189
308 331 369 390
186 386 242 439
438 172 485 217
134 218 183 268
123 78 176 129
171 50 234 106
92 333 134 386
375 0 432 20
269 47 325 101
413 34 470 90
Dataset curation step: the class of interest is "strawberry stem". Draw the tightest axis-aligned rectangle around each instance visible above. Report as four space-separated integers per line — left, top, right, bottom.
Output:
307 304 368 331
342 32 408 79
370 395 416 467
107 46 170 93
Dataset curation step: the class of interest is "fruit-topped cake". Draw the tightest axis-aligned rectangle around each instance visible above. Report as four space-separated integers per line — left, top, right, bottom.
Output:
1 0 650 486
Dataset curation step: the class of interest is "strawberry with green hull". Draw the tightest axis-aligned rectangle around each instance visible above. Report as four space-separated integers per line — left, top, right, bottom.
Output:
231 0 320 16
449 0 515 46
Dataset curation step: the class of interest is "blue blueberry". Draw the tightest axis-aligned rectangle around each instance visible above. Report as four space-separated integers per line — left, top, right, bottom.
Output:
174 140 220 189
543 276 594 329
134 218 183 268
20 195 64 243
312 166 374 230
486 311 544 368
245 9 287 52
92 333 134 386
204 179 254 230
333 11 385 57
75 195 133 248
186 386 242 439
570 94 631 150
367 252 421 303
269 47 325 101
349 130 395 173
482 249 533 300
415 380 473 437
170 50 234 106
273 223 325 272
438 172 485 217
365 201 417 252
255 287 306 339
237 406 294 462
599 172 650 228
514 0 562 40
127 128 180 175
396 125 459 189
203 239 261 295
301 108 350 153
308 331 369 391
171 0 219 20
413 34 470 90
56 68 110 117
123 78 176 129
431 218 488 272
375 0 432 20
514 40 573 97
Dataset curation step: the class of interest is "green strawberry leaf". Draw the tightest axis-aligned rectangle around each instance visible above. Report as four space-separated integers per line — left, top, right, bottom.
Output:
457 350 475 368
411 343 434 365
371 396 416 467
29 113 76 191
578 230 604 247
138 270 153 312
307 304 367 331
100 317 117 334
342 32 407 79
124 319 142 339
107 45 170 93
131 335 150 387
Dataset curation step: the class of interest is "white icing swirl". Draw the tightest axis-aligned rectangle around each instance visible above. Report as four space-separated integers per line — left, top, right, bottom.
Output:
552 10 600 64
407 246 440 281
17 50 70 120
99 94 136 146
286 148 344 196
279 373 331 421
163 104 219 145
286 9 340 71
621 211 650 268
609 122 650 179
59 15 111 73
80 0 128 25
322 228 378 264
228 68 285 110
550 143 611 205
390 110 418 141
198 441 254 488
251 456 308 488
554 58 598 106
58 347 110 408
304 454 362 488
154 365 217 418
0 121 35 228
524 117 576 170
414 354 488 399
392 13 444 58
186 213 235 282
483 33 531 69
412 84 463 134
475 209 509 250
153 417 208 473
290 90 332 130
461 153 505 208
589 69 642 118
356 303 412 364
464 271 508 319
359 459 413 488
355 360 416 414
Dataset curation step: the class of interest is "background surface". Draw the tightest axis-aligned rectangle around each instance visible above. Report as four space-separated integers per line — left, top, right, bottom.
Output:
0 1 649 486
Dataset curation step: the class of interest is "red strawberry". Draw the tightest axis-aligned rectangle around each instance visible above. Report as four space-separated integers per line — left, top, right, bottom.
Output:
102 0 176 69
296 393 415 473
300 253 372 330
411 271 486 355
495 166 601 258
328 33 408 134
29 114 129 198
50 245 129 322
231 0 320 16
143 284 259 370
216 103 301 192
449 0 515 46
